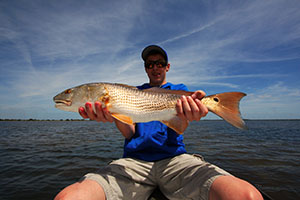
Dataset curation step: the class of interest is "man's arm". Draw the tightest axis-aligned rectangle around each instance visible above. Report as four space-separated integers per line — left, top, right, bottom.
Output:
79 102 135 139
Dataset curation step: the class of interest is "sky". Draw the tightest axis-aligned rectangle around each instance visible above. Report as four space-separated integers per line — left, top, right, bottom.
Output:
0 0 300 120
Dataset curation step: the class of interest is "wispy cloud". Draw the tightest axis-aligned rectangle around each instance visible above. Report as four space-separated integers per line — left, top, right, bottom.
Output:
157 0 300 65
243 82 300 118
0 0 299 119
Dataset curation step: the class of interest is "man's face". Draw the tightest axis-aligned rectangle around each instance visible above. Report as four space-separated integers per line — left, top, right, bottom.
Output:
145 54 170 86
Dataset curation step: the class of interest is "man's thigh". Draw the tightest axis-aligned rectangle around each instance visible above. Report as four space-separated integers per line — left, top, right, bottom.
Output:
83 158 157 200
158 154 231 200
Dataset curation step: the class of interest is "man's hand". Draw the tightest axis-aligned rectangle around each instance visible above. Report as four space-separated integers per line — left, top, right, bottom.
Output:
79 101 114 123
79 101 135 139
176 90 208 121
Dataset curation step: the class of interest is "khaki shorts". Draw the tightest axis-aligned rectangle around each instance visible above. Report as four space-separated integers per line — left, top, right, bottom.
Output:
81 154 231 200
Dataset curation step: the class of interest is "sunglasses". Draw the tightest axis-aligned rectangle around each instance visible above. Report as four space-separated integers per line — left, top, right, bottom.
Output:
144 60 167 69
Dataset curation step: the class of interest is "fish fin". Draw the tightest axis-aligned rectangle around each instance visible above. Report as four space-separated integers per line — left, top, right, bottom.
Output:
162 117 189 134
207 92 248 130
115 83 138 90
143 87 194 96
111 113 134 125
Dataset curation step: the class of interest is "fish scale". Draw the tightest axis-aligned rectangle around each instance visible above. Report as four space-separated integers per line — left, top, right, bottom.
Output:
105 84 177 121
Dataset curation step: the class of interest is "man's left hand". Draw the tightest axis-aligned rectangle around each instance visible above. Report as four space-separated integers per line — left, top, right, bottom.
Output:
176 90 208 121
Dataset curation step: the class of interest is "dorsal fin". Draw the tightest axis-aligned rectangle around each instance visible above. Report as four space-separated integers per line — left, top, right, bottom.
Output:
114 83 138 90
143 87 194 96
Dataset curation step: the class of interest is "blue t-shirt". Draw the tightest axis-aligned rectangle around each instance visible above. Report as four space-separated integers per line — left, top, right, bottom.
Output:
123 82 188 161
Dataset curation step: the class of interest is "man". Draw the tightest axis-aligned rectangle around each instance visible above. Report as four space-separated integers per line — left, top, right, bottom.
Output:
55 45 263 200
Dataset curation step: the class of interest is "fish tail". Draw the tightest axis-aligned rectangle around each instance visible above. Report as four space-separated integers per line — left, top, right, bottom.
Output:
206 92 248 130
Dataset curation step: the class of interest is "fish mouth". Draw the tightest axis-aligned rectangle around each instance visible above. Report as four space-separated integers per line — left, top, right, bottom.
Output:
54 100 72 107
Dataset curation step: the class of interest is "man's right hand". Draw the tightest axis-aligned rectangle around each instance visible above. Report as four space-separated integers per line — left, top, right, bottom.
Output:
79 101 114 123
79 101 135 139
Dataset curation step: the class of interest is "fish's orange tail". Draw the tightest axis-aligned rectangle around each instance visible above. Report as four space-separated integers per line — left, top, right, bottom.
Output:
206 92 247 130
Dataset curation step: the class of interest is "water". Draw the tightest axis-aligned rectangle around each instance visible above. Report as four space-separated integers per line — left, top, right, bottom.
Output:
0 120 299 200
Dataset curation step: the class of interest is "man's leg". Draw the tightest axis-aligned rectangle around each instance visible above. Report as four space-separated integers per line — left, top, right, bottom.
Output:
54 179 105 200
209 176 263 200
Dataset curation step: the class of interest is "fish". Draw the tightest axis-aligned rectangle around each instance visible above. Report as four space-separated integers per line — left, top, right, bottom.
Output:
53 82 247 134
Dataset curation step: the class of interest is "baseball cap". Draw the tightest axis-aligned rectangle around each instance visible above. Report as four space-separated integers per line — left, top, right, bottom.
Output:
141 45 168 63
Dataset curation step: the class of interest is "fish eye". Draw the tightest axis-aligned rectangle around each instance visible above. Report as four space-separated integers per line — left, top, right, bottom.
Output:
213 97 219 102
64 89 72 94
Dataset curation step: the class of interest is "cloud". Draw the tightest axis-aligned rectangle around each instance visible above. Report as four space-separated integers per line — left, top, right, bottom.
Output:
248 82 300 102
156 0 300 65
0 1 145 93
243 82 300 118
0 0 299 119
159 20 219 45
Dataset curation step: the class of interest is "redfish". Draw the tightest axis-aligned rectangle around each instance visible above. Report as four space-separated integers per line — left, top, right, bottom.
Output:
53 82 247 134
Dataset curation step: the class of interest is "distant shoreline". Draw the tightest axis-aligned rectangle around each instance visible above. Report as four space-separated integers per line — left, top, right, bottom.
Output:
1 119 299 121
0 119 86 121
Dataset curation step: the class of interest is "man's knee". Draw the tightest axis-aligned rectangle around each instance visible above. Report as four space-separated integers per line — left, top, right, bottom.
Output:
209 176 263 200
54 180 105 200
54 182 82 200
241 186 263 200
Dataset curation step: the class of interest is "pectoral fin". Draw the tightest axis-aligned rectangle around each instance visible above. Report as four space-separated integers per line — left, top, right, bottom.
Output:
162 116 189 134
111 113 134 125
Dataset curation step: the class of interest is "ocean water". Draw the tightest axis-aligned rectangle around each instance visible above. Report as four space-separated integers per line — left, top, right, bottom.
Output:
0 120 299 200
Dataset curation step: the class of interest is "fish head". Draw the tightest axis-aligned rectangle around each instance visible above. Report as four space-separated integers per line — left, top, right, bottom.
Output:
53 85 88 112
53 83 107 112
